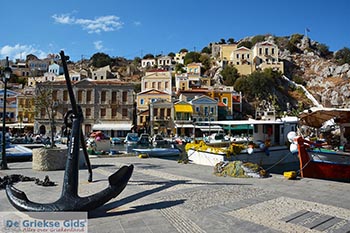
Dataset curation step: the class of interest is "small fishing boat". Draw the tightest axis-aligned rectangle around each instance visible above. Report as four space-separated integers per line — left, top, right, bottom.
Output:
295 136 350 182
186 115 300 173
133 146 181 157
294 107 350 182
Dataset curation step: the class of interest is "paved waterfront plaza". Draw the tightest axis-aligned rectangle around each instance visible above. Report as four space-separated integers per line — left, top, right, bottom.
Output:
1 156 350 233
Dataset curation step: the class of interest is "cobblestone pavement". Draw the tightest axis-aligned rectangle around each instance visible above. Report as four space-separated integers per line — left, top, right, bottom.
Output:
1 156 350 233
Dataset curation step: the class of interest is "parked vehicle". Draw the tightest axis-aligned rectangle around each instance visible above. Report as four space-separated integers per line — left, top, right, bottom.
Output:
124 133 139 145
138 134 150 146
151 134 169 147
110 137 122 145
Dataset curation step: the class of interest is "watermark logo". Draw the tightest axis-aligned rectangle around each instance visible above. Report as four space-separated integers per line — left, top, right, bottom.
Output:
0 212 88 232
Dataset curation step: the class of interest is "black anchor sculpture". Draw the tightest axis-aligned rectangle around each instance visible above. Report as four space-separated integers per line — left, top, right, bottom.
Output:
5 50 133 211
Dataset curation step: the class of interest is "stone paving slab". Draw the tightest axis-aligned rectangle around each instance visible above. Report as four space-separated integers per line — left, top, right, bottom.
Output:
1 156 350 233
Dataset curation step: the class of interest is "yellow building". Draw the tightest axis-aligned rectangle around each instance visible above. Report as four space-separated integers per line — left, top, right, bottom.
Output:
220 44 238 61
16 88 35 134
136 89 172 130
206 86 242 119
173 101 193 137
229 46 253 75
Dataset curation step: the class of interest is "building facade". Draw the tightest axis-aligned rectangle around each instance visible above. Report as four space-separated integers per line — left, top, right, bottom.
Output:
34 79 135 138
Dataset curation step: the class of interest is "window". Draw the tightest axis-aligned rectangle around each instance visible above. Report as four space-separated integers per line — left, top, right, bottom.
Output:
236 54 239 59
86 90 91 102
122 91 127 102
78 90 83 102
101 91 106 102
86 108 91 117
122 108 128 117
40 108 46 118
145 82 148 89
259 48 262 55
196 107 200 112
52 90 58 101
271 48 275 55
152 82 155 88
140 99 144 105
165 82 169 89
167 108 171 117
210 107 214 114
112 91 117 103
100 108 106 117
242 54 245 59
223 97 228 105
158 82 161 90
265 48 269 55
160 108 165 117
63 90 68 101
112 108 117 117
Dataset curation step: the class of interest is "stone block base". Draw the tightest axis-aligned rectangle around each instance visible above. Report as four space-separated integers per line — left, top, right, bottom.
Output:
32 147 85 171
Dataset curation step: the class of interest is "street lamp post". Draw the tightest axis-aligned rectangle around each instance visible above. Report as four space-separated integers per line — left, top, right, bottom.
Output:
1 56 12 170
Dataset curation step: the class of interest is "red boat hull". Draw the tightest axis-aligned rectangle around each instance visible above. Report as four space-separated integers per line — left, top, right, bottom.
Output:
296 137 350 182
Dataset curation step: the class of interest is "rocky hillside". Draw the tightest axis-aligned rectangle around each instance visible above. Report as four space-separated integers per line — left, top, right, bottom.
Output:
280 36 350 108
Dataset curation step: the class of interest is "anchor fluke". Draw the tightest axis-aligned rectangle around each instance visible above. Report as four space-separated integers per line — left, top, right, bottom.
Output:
5 165 134 212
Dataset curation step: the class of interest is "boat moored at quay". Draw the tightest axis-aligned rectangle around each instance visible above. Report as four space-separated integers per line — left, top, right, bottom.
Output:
185 116 300 173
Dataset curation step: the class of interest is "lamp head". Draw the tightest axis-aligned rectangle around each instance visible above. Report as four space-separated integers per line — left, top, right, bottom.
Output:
3 66 12 80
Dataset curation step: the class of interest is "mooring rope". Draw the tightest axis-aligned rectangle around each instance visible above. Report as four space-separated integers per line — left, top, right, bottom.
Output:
0 174 56 190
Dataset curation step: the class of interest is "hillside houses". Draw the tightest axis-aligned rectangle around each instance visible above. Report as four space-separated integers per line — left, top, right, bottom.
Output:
0 39 285 138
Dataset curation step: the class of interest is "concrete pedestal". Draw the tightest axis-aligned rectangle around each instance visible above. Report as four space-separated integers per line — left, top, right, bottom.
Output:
32 147 85 171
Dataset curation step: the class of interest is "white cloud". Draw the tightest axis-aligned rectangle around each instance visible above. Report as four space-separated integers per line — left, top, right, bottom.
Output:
52 14 75 24
133 21 141 26
0 44 47 60
52 14 123 34
94 41 103 50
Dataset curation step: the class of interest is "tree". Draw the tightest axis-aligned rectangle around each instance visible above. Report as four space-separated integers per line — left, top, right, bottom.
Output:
184 52 201 65
168 52 175 58
237 41 253 49
234 68 281 101
219 38 226 44
227 38 235 44
199 54 211 73
201 46 211 54
90 52 111 68
220 65 240 86
316 43 331 58
35 82 58 148
334 47 350 65
132 57 141 66
251 35 266 45
179 48 188 53
143 53 154 59
175 63 186 73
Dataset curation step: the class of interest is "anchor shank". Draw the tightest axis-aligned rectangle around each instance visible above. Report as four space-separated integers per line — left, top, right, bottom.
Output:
61 117 82 197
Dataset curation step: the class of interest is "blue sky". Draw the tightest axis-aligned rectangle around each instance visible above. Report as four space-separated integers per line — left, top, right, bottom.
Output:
1 0 349 62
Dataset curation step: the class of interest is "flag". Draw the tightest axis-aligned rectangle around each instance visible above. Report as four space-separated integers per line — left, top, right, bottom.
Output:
306 28 310 32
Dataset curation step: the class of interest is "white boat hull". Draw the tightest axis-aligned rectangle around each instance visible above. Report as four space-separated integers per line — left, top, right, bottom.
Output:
187 146 299 168
133 148 181 157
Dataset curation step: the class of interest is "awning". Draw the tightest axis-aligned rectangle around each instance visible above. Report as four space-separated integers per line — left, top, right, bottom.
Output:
174 105 193 113
223 125 253 130
198 125 223 132
299 107 350 128
175 124 194 128
92 123 132 131
6 123 34 128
